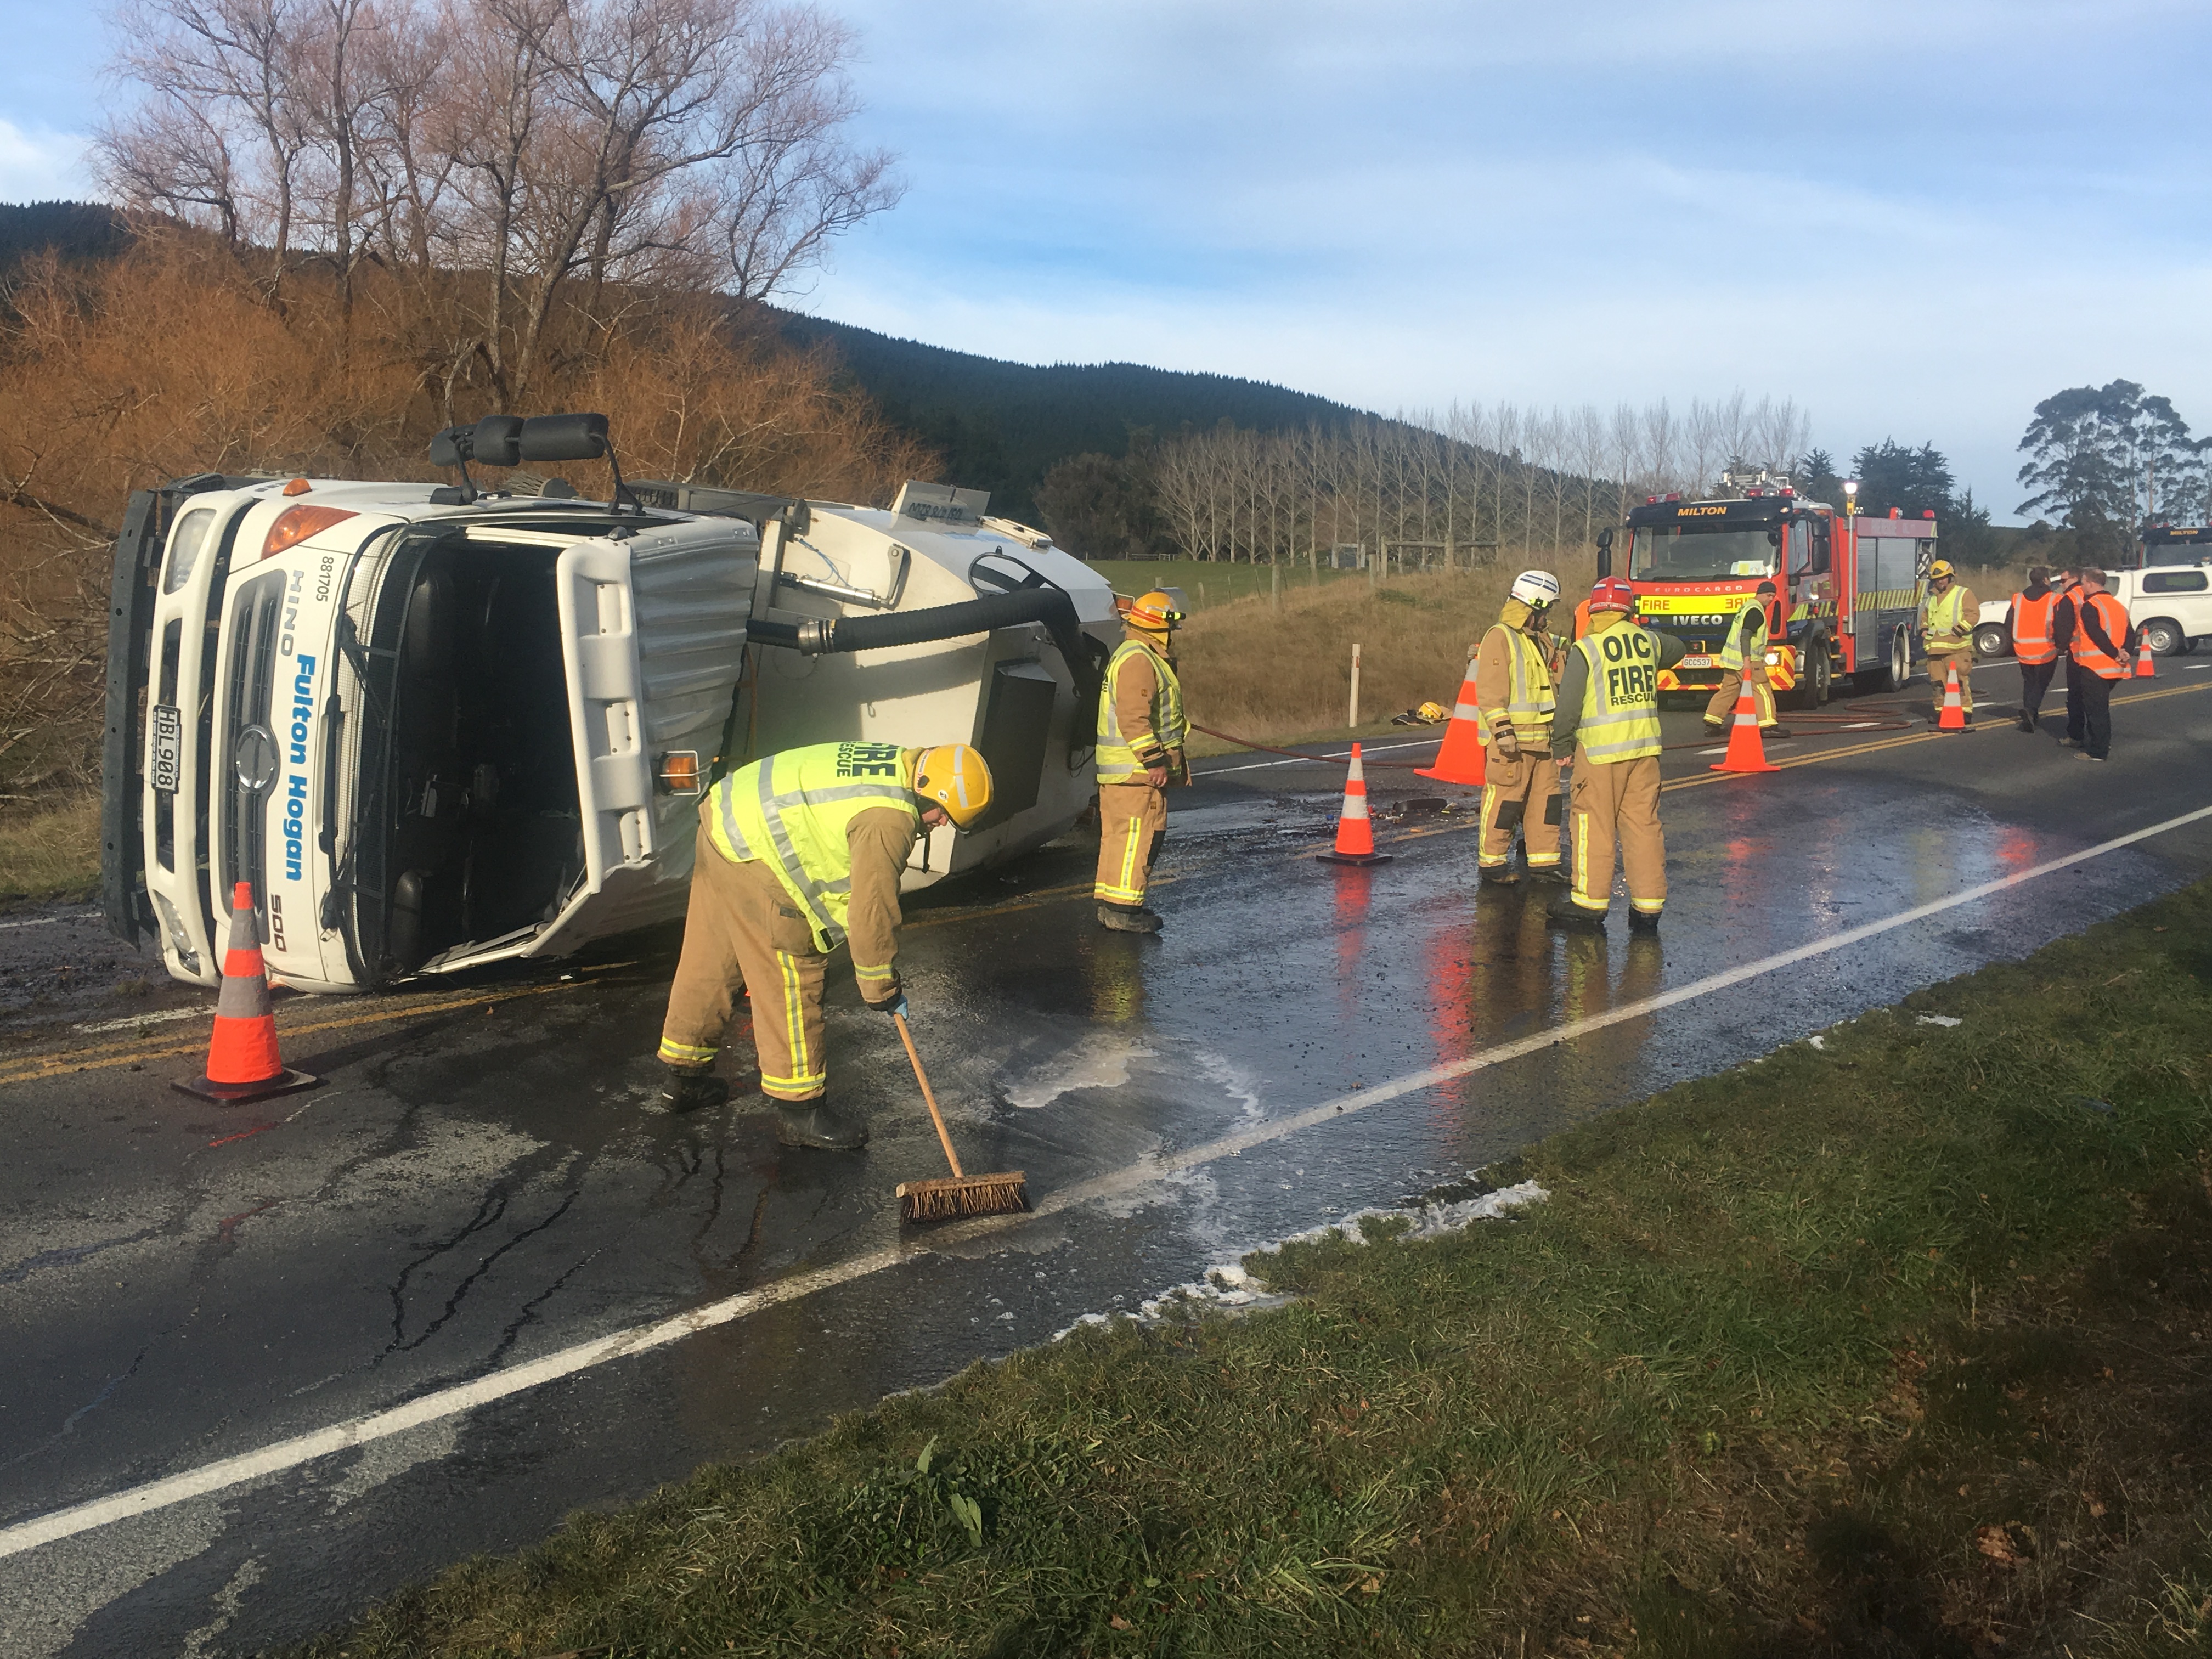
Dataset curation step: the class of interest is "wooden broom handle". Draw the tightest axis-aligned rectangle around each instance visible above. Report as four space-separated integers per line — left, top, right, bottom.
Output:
893 1011 963 1178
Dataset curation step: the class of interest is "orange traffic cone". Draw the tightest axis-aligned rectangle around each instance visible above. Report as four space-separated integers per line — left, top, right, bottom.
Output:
1415 662 1487 786
1936 659 1967 730
1709 673 1779 774
176 882 320 1103
1319 743 1393 865
2135 635 2155 678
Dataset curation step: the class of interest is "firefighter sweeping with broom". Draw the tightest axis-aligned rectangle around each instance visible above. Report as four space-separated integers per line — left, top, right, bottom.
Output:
656 741 990 1147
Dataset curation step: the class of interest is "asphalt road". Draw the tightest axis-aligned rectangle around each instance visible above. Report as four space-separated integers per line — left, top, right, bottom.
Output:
4 661 2210 1656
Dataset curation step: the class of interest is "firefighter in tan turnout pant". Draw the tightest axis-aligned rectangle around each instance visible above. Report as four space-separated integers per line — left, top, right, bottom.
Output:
1094 589 1188 934
1473 569 1567 886
1549 578 1685 932
656 740 994 1148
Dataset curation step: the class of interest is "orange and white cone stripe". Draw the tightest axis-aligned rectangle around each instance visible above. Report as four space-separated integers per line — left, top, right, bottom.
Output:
1319 743 1393 866
174 881 319 1104
1415 665 1487 787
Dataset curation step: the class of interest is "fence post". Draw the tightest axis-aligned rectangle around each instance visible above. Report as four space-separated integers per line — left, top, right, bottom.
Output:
1348 643 1362 730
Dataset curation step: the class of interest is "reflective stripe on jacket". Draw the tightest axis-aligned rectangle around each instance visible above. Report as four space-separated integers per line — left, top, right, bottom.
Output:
1922 585 1970 647
703 742 919 951
1096 639 1187 782
1572 623 1663 763
2010 590 2058 664
2072 591 2133 679
1717 599 1769 673
1479 623 1556 746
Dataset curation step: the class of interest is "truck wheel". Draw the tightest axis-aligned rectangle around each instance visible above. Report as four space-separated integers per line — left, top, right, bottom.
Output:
2141 617 2184 656
1788 641 1831 708
1973 623 2008 659
1883 627 1912 693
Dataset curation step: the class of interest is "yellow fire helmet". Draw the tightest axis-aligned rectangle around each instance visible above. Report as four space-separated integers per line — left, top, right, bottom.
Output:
1929 558 1955 579
1124 589 1185 631
913 743 994 828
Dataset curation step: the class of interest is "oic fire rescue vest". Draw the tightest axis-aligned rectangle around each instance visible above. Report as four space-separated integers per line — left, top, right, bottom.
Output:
703 741 920 952
2010 590 2058 664
1572 624 1663 764
1718 599 1769 674
1481 623 1556 746
2072 591 2132 679
1096 639 1187 782
1922 584 1971 650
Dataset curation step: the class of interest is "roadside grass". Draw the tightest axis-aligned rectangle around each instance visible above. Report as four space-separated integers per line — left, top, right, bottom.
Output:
294 885 2212 1658
0 791 100 906
1175 567 1514 746
1084 558 1362 610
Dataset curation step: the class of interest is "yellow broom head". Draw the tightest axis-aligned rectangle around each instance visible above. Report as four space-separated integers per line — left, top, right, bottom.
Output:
896 1171 1029 1223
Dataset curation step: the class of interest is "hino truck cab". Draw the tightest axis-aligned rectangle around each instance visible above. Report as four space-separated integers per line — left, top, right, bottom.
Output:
101 416 1116 992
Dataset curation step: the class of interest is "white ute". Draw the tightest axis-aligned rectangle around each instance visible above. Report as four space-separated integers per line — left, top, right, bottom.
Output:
100 413 1115 992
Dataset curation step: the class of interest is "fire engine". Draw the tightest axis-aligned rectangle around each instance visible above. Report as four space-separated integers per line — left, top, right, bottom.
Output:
1597 469 1938 705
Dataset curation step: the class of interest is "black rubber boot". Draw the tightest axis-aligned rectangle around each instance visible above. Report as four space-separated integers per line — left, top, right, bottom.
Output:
2017 713 2035 733
1627 908 1662 934
1546 892 1607 932
1477 865 1520 888
777 1098 869 1150
1702 720 1726 737
659 1067 729 1114
1531 865 1571 884
1762 725 1793 740
1097 902 1164 933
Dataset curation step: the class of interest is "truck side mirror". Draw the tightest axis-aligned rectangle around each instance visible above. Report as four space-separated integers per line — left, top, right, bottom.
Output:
473 415 523 468
1596 526 1613 578
428 424 472 468
518 413 610 463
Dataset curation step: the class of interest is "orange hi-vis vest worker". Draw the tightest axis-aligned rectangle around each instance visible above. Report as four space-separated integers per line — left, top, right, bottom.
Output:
2010 589 2058 664
2073 591 2133 679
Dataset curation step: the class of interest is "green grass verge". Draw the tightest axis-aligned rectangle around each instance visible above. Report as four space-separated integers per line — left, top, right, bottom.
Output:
0 792 101 906
294 888 2212 1658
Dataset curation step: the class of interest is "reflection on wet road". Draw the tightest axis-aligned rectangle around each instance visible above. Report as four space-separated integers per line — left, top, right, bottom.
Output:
3 680 2209 1655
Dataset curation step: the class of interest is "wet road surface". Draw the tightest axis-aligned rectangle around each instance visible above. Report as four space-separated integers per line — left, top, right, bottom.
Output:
4 667 2211 1655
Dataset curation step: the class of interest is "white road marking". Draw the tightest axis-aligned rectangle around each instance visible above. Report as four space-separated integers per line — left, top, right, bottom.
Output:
72 1008 207 1035
2187 663 2212 672
7 795 2212 1560
1842 720 1881 729
1697 747 1726 756
0 911 99 933
1198 736 1442 776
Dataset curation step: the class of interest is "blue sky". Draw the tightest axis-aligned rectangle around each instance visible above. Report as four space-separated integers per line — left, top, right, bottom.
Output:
8 0 2208 520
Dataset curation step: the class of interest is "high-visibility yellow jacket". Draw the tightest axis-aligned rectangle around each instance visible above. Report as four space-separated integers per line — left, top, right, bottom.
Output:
1567 620 1664 763
1097 637 1187 783
1921 584 1975 651
1474 617 1555 746
703 742 920 972
1718 597 1769 673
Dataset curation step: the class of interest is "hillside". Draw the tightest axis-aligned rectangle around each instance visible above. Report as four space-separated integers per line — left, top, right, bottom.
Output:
775 312 1363 520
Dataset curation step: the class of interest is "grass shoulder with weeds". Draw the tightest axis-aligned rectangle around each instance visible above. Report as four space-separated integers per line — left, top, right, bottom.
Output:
295 888 2212 1658
0 792 100 906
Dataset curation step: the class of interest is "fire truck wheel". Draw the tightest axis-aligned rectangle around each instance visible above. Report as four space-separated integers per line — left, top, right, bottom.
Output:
1883 628 1912 694
1788 641 1831 709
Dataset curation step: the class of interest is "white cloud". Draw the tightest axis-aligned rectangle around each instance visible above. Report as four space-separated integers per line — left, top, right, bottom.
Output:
0 119 94 202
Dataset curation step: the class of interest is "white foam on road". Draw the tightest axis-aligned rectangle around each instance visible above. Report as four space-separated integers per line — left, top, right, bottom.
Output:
71 1007 206 1035
998 1034 1155 1109
5 797 2211 1562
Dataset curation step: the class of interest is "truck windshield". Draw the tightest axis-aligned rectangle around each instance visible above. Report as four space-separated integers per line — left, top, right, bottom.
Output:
1630 527 1778 582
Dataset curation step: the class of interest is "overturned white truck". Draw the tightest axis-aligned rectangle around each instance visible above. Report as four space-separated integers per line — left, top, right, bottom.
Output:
100 413 1115 992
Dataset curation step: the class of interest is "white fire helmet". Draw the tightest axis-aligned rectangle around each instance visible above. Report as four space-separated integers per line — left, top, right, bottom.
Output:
1509 569 1562 610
